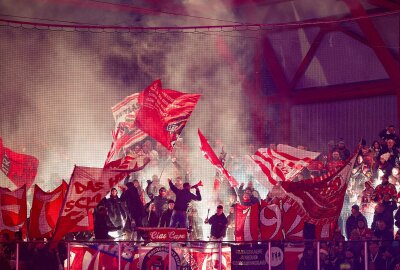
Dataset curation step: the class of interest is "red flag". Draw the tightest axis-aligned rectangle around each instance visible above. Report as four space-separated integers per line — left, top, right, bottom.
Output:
0 138 39 188
252 144 320 186
104 151 151 173
51 167 127 242
235 203 259 241
0 185 27 236
135 80 201 151
281 153 357 226
29 181 68 239
259 199 284 240
198 129 238 187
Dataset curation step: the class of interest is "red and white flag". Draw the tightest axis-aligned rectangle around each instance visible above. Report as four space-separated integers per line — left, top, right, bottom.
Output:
259 199 284 240
0 138 39 188
29 181 68 239
51 166 127 242
281 153 357 227
198 129 238 187
135 80 201 151
252 144 320 185
0 185 27 236
235 203 259 241
106 91 148 165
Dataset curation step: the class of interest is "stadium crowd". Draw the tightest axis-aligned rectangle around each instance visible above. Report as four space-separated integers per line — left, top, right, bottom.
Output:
1 125 400 269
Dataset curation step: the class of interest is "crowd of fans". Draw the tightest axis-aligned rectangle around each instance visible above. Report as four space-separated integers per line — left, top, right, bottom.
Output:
2 125 400 269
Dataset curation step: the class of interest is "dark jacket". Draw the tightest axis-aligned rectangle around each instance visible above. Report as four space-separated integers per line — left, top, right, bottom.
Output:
169 181 201 211
160 209 173 227
345 213 368 239
208 213 228 239
94 212 118 239
120 184 144 220
106 195 127 228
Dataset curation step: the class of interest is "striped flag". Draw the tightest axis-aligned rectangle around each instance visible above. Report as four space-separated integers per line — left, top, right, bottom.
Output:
135 80 201 151
105 89 148 168
110 91 148 157
252 144 320 185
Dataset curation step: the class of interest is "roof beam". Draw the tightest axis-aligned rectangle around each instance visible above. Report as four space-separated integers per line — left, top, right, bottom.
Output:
344 0 400 88
264 79 395 104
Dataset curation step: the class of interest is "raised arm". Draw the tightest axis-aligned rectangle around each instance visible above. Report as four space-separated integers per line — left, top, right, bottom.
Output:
168 178 179 194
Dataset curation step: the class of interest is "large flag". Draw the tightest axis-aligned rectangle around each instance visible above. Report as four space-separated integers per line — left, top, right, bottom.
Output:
0 138 39 188
260 197 304 240
252 144 320 185
106 92 148 165
281 153 357 226
51 166 127 242
235 203 259 241
29 181 68 239
135 80 201 151
0 185 27 236
198 129 238 187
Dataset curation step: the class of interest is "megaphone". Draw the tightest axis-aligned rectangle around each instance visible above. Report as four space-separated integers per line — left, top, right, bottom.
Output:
191 180 203 189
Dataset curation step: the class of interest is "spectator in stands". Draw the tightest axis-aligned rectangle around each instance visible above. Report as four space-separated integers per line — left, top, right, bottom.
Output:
346 205 368 240
371 203 396 232
187 206 203 240
166 176 183 201
106 188 127 236
351 219 373 240
132 179 145 204
334 139 351 161
371 140 382 159
326 150 345 174
389 166 400 193
226 204 236 241
297 246 317 270
339 249 362 270
120 182 144 240
204 205 228 241
373 175 398 204
245 180 261 200
237 183 260 206
366 241 383 270
146 175 162 200
160 199 175 227
319 248 332 270
94 206 120 240
373 153 393 179
379 125 400 145
143 202 160 228
379 137 399 167
145 185 168 218
373 219 393 241
377 246 397 270
168 178 202 228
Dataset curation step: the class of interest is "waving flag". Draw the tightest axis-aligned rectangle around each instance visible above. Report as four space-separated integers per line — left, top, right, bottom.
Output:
29 181 68 239
106 91 148 165
0 138 39 188
198 129 238 187
235 203 259 241
281 153 357 226
252 144 320 185
135 80 201 151
51 167 127 242
0 185 27 236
